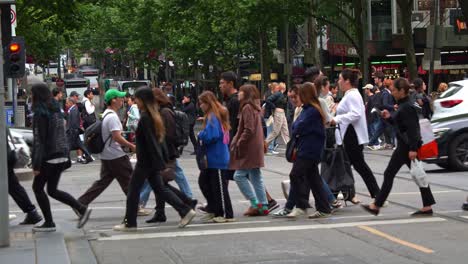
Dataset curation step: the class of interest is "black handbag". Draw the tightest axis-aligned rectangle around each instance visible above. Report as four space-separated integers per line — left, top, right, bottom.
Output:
195 138 208 170
285 135 298 163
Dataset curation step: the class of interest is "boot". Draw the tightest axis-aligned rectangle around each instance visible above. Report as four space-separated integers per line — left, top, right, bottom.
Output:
20 210 42 225
146 211 167 223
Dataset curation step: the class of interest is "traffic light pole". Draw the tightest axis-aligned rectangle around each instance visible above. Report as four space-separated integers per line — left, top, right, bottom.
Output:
0 14 11 247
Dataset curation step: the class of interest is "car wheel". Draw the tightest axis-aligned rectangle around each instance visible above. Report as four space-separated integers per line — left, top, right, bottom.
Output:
448 133 468 171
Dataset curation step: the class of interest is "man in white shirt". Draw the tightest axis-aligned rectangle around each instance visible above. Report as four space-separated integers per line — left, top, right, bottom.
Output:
78 89 136 206
82 90 97 129
330 69 380 202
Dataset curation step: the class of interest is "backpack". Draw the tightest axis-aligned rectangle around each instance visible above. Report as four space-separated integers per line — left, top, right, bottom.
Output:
84 112 111 154
173 110 190 147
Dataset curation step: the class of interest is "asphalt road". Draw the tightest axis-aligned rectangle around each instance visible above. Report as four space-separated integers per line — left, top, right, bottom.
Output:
8 149 468 264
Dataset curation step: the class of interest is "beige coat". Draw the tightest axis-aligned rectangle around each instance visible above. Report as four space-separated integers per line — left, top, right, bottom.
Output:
229 103 265 170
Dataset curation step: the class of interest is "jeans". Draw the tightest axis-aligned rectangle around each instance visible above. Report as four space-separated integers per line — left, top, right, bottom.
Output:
139 180 152 207
125 165 190 227
233 169 268 205
374 143 436 207
33 162 86 223
174 160 193 198
265 118 277 151
369 118 383 146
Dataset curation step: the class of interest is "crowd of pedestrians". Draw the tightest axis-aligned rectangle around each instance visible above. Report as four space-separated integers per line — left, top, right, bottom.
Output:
8 66 468 234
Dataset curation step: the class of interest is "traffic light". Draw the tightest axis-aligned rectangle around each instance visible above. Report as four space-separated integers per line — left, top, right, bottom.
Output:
4 36 25 78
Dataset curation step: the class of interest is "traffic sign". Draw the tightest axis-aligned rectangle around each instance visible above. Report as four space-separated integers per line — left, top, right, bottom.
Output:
10 5 15 25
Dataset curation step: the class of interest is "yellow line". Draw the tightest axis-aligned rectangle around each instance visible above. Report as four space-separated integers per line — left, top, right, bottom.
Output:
358 225 434 254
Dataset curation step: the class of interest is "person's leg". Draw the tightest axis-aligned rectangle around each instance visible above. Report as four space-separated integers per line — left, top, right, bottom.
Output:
112 156 133 195
248 169 268 206
220 170 234 218
44 162 87 214
321 177 336 204
208 169 224 217
174 159 193 198
284 184 297 210
139 180 152 207
78 160 115 205
234 170 257 203
290 159 310 210
307 162 332 214
189 124 197 151
124 166 147 227
32 164 53 223
279 112 290 145
374 147 407 207
8 165 36 213
265 112 282 145
198 169 213 212
369 119 384 146
344 126 380 198
404 160 436 208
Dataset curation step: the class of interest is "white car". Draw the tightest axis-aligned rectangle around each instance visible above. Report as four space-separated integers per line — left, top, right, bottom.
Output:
432 80 468 122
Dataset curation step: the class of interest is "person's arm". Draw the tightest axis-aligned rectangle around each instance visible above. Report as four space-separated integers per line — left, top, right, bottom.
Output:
128 106 140 121
107 115 135 151
32 114 48 173
401 106 421 152
236 106 255 147
381 92 394 111
333 94 361 125
198 116 222 145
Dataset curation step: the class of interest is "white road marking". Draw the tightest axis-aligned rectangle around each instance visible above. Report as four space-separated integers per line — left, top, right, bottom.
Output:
98 217 445 241
390 190 462 195
460 216 468 219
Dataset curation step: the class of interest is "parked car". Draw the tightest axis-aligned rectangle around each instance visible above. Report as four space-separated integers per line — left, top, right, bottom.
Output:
424 80 468 171
8 129 32 157
10 127 33 149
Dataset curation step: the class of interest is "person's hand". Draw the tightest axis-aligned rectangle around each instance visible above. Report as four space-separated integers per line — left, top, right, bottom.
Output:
393 104 399 111
129 144 136 153
409 151 418 161
33 170 40 176
197 117 204 121
381 110 391 119
329 119 336 126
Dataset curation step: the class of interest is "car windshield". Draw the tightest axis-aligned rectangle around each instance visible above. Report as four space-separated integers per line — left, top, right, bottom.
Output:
439 83 463 99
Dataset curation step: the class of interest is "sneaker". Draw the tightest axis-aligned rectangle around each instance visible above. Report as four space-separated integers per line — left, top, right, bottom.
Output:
9 214 17 221
77 207 92 229
273 208 292 218
273 143 279 151
267 150 279 155
76 157 85 164
331 200 343 209
179 209 196 228
33 222 56 232
212 216 227 223
113 223 137 232
287 208 306 218
463 202 468 211
138 207 152 216
382 201 389 208
308 211 331 219
197 204 209 213
224 218 236 222
268 200 280 211
200 213 215 223
20 210 43 225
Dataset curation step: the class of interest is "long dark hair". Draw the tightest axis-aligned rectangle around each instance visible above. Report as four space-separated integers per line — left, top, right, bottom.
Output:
31 83 60 116
198 91 230 131
152 87 172 108
239 84 261 111
134 87 166 142
299 82 326 124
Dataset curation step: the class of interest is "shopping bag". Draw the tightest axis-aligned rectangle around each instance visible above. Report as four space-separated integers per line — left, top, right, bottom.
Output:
410 159 429 188
418 119 438 160
285 135 298 163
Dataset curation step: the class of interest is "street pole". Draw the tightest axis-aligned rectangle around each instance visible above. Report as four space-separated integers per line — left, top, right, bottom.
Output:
428 0 439 94
285 19 291 90
0 13 11 247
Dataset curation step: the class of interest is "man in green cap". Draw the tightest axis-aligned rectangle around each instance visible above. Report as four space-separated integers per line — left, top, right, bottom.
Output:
78 89 136 207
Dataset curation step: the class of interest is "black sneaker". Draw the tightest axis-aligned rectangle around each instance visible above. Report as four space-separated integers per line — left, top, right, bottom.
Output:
268 200 279 211
77 207 92 228
146 212 167 223
462 202 468 211
20 210 43 225
33 222 56 232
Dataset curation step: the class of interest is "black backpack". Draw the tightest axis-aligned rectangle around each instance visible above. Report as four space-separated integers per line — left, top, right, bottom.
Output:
84 112 112 154
173 110 190 147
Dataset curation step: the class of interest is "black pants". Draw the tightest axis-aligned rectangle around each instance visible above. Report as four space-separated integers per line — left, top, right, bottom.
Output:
32 162 86 223
8 165 36 214
189 123 197 151
125 165 190 226
155 183 192 214
375 143 436 207
199 168 233 218
290 158 331 213
344 125 380 198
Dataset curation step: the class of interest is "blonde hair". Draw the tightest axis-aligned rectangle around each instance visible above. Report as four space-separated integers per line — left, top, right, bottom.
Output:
198 91 231 131
299 82 326 125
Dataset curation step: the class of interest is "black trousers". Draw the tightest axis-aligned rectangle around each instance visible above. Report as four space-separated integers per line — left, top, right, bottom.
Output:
8 165 36 214
290 158 331 213
343 125 380 198
155 183 192 214
32 162 86 223
125 165 190 226
199 168 233 218
375 143 436 207
189 123 197 151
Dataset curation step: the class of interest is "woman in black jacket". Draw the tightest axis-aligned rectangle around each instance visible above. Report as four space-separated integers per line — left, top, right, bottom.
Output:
182 95 198 154
31 83 92 232
362 78 436 216
114 87 196 231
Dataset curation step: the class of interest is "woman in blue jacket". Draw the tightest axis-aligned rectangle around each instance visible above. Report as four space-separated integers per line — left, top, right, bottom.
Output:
197 91 234 223
287 83 332 219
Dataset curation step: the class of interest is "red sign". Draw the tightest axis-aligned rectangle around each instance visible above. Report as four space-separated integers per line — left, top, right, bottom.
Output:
56 78 64 88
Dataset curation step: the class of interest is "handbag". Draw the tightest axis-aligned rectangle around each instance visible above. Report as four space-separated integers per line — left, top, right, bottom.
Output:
195 138 208 170
160 159 176 182
417 119 438 160
410 159 429 188
8 129 30 169
285 135 298 163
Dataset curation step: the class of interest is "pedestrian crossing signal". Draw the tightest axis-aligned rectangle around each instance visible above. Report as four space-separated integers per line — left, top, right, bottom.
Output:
4 36 25 78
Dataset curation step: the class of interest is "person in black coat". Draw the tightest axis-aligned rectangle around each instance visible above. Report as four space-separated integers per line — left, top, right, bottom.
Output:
362 78 436 216
182 95 197 154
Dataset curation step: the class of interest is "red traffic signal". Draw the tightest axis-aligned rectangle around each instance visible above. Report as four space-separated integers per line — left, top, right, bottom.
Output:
9 43 20 53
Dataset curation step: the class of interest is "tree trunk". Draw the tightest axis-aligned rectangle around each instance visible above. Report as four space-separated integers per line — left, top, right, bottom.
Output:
259 29 271 96
307 13 320 67
397 0 417 81
353 0 369 88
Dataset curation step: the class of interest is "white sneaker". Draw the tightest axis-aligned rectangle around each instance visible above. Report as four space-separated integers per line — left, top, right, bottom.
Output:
137 207 152 216
113 223 137 232
287 208 306 218
179 209 196 228
200 213 215 223
267 150 279 155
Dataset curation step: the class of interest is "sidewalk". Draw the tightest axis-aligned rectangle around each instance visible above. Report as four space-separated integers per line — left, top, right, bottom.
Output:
1 216 97 264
